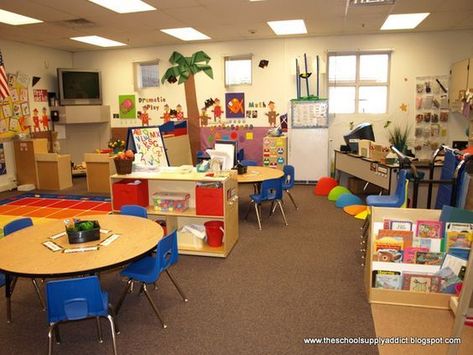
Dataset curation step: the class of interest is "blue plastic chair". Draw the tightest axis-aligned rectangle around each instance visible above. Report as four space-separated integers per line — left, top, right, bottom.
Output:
120 204 148 218
366 169 409 208
46 276 118 355
2 217 45 322
245 178 288 230
240 160 258 167
115 230 188 329
282 165 298 209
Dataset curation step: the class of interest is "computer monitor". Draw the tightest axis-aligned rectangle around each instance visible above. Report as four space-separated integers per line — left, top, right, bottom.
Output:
214 140 238 169
343 122 375 153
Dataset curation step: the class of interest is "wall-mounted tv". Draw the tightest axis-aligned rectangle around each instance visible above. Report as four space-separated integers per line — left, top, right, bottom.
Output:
57 68 102 106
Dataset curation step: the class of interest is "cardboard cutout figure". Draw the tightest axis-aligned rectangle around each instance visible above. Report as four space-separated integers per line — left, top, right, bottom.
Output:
176 104 184 120
41 107 49 131
32 108 41 132
200 108 210 127
265 101 279 127
212 98 223 122
139 106 150 126
161 104 171 123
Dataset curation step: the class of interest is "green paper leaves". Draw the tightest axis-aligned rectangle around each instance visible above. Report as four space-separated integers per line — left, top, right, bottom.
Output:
161 50 213 85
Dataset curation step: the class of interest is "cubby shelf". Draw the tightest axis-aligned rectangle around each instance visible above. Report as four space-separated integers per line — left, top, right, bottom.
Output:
110 171 238 258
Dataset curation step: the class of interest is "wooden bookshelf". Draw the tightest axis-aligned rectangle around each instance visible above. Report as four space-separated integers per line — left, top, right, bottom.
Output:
110 171 238 258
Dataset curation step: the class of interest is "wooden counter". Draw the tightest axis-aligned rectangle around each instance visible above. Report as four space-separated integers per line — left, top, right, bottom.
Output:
84 153 116 194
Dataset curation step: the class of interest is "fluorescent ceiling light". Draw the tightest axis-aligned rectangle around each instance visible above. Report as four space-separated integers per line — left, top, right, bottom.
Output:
160 27 210 41
70 35 127 47
381 13 429 30
89 0 156 14
267 19 307 35
0 9 42 25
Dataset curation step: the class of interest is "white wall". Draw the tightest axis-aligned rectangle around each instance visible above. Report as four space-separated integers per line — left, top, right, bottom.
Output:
73 30 473 153
0 39 72 189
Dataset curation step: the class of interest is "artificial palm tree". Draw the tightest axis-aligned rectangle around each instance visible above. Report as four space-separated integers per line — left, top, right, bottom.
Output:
161 51 213 163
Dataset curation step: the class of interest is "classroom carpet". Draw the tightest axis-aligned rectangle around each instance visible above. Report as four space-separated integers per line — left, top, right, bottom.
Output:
0 193 112 237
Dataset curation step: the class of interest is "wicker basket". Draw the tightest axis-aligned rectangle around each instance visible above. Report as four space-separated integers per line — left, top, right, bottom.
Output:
114 158 133 175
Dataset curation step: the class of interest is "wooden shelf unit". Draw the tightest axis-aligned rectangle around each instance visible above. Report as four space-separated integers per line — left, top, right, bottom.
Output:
364 206 451 309
110 171 238 258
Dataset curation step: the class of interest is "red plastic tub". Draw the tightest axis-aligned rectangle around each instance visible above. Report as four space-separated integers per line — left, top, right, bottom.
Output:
204 221 224 247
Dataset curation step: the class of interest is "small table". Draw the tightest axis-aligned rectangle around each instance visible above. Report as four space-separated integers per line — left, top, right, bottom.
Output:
236 166 284 184
0 214 163 322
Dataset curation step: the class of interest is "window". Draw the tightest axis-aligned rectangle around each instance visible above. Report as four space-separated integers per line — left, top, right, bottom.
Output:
224 55 252 86
328 52 390 114
134 60 159 90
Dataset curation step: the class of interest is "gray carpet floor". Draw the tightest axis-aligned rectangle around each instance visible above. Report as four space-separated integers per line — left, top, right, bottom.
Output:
0 178 378 354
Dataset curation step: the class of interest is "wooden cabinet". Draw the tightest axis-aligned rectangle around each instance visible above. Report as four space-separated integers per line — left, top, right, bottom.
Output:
13 138 48 186
35 153 72 190
450 57 473 111
110 171 239 258
364 206 451 309
84 153 116 193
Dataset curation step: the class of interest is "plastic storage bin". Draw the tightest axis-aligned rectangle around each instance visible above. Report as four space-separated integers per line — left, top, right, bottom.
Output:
112 179 148 210
195 183 223 216
152 192 190 212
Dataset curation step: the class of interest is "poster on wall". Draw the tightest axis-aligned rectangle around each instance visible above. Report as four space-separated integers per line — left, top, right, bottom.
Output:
225 92 245 119
414 75 449 158
290 99 328 128
128 126 169 168
0 72 31 138
119 94 136 119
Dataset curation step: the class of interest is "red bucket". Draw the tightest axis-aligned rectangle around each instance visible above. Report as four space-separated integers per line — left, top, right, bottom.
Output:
204 221 224 247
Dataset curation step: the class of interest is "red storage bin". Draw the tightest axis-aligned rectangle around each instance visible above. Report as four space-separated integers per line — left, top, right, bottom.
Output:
195 185 223 216
112 179 149 210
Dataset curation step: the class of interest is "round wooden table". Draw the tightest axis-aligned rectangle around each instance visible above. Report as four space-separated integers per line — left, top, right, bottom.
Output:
236 166 284 184
0 214 163 277
0 214 163 322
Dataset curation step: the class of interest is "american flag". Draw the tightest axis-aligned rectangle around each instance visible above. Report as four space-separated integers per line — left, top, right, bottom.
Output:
0 50 11 100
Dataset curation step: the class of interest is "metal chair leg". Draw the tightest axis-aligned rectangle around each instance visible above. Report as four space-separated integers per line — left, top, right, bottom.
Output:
142 284 167 329
277 200 288 226
269 201 275 216
286 190 298 210
31 278 46 310
244 200 254 220
254 203 262 230
96 317 103 343
115 279 133 315
165 269 188 302
48 324 55 355
108 304 120 335
138 283 145 295
54 324 61 344
106 315 118 355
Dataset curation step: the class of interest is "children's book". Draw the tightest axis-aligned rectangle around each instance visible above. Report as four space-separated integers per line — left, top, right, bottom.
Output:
374 237 403 251
416 220 442 239
445 222 473 250
373 270 402 289
374 249 403 262
441 253 468 278
383 219 413 231
415 251 445 265
434 267 462 294
402 272 441 293
403 246 429 263
377 229 413 248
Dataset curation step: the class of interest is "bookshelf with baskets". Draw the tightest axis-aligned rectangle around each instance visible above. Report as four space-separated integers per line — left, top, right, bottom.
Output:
110 170 239 258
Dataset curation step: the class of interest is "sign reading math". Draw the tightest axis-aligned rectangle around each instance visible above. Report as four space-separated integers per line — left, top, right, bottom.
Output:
129 126 169 168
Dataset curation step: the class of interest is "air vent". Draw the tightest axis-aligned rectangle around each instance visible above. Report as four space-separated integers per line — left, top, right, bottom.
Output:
58 18 96 28
350 0 395 5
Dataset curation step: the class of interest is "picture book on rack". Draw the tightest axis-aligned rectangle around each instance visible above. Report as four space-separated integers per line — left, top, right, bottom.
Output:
416 220 442 239
377 229 413 248
373 270 401 290
402 273 441 293
415 251 445 265
445 222 473 250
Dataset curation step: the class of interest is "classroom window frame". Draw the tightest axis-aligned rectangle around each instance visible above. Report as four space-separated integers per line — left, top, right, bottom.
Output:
327 51 391 114
134 59 160 90
224 54 253 87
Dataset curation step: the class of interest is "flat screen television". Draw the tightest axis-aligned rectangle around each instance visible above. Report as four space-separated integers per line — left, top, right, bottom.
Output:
57 68 102 105
343 122 375 153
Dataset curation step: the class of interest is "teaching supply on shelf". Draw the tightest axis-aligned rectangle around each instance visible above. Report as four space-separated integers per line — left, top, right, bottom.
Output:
152 192 190 212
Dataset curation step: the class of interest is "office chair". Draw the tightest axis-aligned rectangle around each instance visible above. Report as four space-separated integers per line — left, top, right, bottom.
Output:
46 276 118 355
120 204 148 218
115 230 188 329
282 165 298 209
2 217 45 322
245 178 288 230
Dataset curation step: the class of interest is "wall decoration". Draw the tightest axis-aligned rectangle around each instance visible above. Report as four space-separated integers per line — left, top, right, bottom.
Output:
175 104 184 120
212 98 223 122
119 94 136 119
161 104 171 123
129 126 168 168
259 59 269 68
414 75 449 159
0 143 6 175
290 99 328 128
32 108 41 132
138 106 150 126
225 92 244 119
41 106 50 131
33 89 48 102
265 101 279 127
199 108 210 127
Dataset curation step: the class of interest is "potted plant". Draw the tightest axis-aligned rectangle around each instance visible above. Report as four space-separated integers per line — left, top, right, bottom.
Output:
386 123 411 154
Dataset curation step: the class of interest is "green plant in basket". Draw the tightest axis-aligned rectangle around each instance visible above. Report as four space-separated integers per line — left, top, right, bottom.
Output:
386 122 411 154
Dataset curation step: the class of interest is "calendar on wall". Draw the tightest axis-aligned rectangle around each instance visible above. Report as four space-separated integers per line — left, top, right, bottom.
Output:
290 99 328 129
414 75 449 159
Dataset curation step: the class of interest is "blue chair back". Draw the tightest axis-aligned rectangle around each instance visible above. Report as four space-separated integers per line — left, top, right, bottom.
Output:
156 230 179 274
46 276 107 323
120 204 148 218
3 217 33 236
259 178 283 201
237 148 245 161
241 160 258 167
282 165 295 189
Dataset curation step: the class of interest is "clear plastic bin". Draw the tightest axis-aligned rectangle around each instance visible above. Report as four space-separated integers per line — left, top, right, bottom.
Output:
152 192 190 212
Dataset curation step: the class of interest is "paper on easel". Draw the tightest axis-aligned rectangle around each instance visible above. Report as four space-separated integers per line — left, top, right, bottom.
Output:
180 224 206 240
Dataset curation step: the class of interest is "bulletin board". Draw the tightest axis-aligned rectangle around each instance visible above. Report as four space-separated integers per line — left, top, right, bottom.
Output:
126 126 169 168
414 75 449 158
290 99 328 128
0 72 31 138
